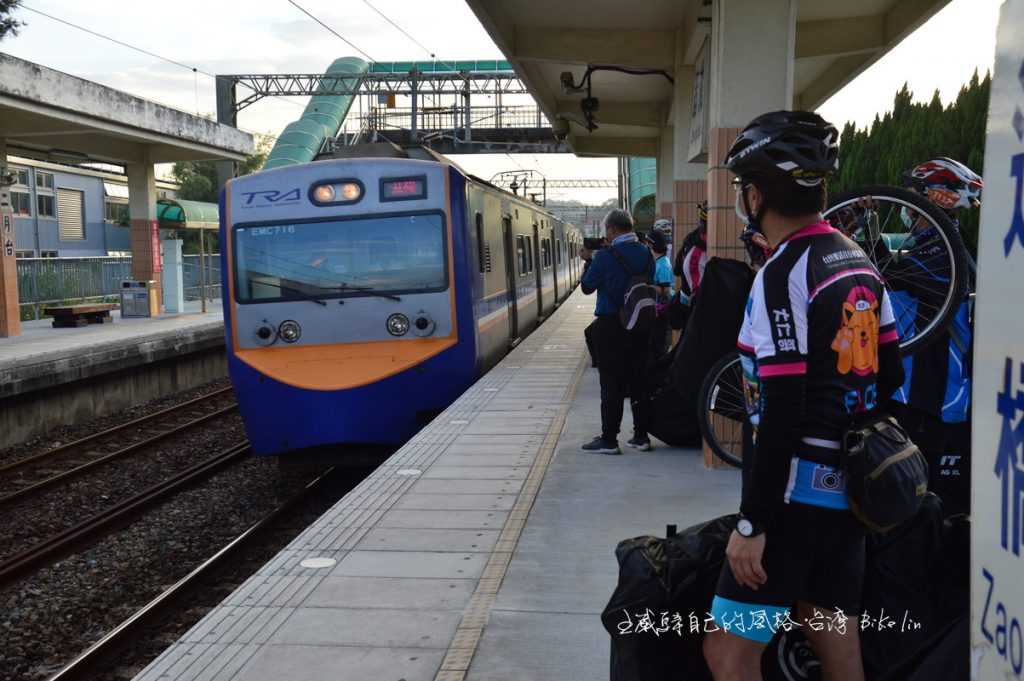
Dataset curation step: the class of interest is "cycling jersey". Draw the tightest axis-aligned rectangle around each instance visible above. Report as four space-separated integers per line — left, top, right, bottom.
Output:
738 221 902 511
673 226 707 303
879 225 973 423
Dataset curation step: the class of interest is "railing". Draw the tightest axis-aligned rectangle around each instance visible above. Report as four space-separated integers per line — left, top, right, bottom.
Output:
345 104 550 136
15 255 222 320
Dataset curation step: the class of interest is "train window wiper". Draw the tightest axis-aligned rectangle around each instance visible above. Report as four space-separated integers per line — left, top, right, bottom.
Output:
325 282 403 302
254 281 327 306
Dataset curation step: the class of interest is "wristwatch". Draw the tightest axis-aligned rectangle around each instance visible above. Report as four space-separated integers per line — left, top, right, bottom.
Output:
736 515 764 538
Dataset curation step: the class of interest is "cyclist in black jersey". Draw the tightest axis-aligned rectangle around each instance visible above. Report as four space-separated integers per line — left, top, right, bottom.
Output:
702 111 905 681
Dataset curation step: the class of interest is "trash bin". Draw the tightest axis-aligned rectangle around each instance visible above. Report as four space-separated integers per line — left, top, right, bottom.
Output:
120 280 159 318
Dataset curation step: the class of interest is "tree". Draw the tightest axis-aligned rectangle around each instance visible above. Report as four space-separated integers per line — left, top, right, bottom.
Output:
0 0 23 41
169 132 274 252
829 72 991 256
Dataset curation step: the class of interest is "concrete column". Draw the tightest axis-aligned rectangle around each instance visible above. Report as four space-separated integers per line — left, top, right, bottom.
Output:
0 137 20 337
705 0 796 261
126 156 163 311
668 65 707 248
656 127 675 216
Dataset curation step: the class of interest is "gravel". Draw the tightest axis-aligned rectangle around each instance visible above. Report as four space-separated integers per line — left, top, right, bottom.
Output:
0 455 336 681
0 378 234 470
0 405 247 565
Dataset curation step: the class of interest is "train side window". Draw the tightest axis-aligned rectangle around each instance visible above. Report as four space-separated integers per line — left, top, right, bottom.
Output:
517 235 527 276
541 240 551 269
556 239 562 264
526 236 534 273
476 212 486 274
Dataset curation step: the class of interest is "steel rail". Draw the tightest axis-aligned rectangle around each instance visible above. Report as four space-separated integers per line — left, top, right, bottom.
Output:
0 386 235 477
46 464 335 681
0 403 239 507
0 442 251 588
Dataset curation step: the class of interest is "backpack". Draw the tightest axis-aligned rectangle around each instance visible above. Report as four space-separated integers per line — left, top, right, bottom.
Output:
607 246 657 333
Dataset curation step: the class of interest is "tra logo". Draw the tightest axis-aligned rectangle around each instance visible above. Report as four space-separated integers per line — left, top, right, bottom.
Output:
241 188 302 208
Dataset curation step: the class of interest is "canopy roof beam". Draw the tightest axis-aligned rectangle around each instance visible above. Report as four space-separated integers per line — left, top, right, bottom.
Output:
512 26 676 71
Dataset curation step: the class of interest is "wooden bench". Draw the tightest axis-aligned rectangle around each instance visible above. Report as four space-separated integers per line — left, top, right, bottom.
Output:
43 303 117 328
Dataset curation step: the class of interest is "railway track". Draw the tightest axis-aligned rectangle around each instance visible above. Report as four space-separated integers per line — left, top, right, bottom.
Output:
0 387 237 505
0 441 251 589
46 466 337 681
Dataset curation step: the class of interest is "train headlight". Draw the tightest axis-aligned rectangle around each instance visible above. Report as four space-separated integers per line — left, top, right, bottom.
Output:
278 320 302 343
313 184 336 203
412 312 436 337
310 180 363 205
339 182 361 201
387 313 410 336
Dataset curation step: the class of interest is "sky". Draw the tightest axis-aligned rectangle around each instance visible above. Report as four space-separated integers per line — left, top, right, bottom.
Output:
0 0 1003 204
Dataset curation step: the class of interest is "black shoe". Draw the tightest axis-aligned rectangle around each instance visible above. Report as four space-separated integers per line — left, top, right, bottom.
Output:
582 436 621 454
626 435 653 451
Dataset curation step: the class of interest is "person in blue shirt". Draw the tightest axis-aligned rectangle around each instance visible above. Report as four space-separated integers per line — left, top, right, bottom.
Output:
648 229 674 359
579 209 655 454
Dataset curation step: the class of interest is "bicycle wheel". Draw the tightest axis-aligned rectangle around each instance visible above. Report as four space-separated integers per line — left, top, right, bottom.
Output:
825 185 968 356
698 353 746 468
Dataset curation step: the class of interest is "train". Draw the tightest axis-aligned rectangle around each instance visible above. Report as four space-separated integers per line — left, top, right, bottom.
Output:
219 145 584 457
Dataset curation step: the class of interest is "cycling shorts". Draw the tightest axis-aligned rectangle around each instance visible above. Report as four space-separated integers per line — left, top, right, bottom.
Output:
710 502 865 643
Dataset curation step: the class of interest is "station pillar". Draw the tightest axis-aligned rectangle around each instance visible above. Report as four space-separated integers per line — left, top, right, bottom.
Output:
656 127 676 222
0 137 20 337
667 65 707 252
705 0 796 261
126 156 163 312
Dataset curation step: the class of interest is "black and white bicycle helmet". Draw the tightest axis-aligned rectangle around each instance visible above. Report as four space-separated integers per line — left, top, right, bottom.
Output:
724 110 839 187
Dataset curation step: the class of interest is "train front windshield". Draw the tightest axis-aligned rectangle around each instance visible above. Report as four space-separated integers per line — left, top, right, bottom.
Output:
234 212 447 303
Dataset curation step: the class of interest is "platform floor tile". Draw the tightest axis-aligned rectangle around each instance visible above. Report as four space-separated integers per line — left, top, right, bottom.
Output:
302 575 476 610
267 607 461 648
466 611 607 681
232 645 445 681
356 527 500 552
330 550 490 579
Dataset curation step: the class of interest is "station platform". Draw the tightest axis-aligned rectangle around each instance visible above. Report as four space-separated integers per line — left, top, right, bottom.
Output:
0 301 225 448
132 290 742 681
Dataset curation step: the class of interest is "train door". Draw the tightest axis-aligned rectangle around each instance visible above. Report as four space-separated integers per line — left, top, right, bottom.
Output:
502 216 519 345
551 235 560 303
532 223 543 318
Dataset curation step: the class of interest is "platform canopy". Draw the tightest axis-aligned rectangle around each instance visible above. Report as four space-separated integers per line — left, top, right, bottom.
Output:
156 199 219 231
0 53 252 165
464 0 951 157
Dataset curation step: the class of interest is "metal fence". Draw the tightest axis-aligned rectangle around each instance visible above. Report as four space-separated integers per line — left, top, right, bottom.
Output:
16 255 222 320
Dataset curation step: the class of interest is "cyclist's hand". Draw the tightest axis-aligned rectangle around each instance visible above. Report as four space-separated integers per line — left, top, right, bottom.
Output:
726 530 768 590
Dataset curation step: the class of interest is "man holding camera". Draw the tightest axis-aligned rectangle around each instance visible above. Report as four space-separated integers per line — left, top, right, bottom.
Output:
579 209 655 454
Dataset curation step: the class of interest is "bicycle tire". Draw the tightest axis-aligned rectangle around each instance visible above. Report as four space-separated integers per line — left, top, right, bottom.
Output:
825 185 969 356
697 352 745 468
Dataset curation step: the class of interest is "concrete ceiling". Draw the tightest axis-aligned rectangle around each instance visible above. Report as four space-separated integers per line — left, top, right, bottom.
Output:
465 0 951 156
0 54 252 166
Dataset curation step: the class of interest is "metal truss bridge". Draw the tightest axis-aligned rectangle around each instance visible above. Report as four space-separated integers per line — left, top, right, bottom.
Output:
216 63 568 155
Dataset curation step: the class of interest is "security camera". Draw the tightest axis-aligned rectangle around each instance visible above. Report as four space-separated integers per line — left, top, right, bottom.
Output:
560 71 577 94
551 117 570 141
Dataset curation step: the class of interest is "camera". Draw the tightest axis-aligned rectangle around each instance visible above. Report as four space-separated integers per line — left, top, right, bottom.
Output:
583 237 607 251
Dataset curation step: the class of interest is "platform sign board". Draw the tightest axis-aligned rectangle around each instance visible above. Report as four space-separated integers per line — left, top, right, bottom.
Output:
972 1 1024 678
0 189 20 337
687 36 710 163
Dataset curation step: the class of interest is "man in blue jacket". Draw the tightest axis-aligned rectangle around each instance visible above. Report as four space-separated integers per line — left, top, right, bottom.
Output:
579 209 655 454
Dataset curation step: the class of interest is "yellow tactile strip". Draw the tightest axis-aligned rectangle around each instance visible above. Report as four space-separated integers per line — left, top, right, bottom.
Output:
434 351 589 681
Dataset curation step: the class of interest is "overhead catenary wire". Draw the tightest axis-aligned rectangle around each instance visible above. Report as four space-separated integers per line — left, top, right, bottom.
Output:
18 3 216 78
14 2 305 116
285 0 377 63
359 0 456 72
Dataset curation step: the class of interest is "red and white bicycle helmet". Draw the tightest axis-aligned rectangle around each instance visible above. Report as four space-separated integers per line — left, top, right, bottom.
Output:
902 157 983 210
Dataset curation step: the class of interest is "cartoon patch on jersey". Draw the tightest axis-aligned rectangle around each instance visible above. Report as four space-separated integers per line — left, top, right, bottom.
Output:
831 286 880 376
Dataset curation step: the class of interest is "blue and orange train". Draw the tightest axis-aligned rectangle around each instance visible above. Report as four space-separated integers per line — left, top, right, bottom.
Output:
220 146 584 456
